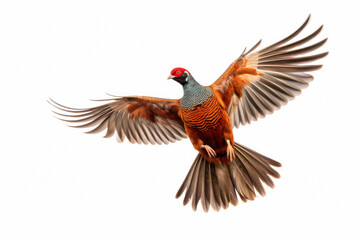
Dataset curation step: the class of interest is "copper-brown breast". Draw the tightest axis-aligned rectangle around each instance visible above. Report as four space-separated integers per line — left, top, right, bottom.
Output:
180 95 222 132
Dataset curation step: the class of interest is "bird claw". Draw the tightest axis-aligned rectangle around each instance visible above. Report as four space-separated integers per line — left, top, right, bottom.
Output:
226 140 235 162
201 145 217 158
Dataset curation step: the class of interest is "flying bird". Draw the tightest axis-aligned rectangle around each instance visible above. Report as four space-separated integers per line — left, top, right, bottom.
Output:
49 15 327 212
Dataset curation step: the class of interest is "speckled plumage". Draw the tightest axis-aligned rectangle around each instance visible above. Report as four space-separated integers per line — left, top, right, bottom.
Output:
179 74 214 110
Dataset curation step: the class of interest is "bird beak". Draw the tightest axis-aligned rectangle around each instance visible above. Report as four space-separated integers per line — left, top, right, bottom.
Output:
167 74 175 80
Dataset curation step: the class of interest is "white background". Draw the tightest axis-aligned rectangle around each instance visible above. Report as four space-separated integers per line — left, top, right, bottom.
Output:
1 0 359 239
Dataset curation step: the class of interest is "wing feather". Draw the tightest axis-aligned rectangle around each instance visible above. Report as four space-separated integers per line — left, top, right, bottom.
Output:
49 96 187 145
115 111 125 142
211 15 328 127
104 113 116 138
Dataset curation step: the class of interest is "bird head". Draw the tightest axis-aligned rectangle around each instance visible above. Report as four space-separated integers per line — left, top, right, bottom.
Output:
168 67 190 85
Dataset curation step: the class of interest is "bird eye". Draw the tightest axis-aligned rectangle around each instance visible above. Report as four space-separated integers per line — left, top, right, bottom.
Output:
176 70 181 74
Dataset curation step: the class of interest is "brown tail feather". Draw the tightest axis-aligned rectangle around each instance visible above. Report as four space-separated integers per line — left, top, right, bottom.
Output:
176 142 281 212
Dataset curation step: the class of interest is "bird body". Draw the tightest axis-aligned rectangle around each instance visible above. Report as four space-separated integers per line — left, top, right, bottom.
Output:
50 16 328 212
178 74 234 164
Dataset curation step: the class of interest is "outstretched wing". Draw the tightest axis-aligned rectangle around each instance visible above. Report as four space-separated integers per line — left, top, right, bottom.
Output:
211 15 328 127
49 96 188 145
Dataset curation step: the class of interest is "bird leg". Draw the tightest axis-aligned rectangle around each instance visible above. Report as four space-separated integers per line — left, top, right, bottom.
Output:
226 139 235 162
200 145 216 158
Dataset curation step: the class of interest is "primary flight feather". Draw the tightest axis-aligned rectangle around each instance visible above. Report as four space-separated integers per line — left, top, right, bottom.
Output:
50 15 327 212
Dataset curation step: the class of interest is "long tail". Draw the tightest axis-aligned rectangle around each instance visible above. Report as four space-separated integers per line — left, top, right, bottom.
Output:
175 142 281 212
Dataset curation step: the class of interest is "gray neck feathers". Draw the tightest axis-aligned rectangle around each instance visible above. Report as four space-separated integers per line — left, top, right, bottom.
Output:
180 74 214 110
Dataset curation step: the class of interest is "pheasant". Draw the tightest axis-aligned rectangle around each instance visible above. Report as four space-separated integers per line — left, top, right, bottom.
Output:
49 15 327 211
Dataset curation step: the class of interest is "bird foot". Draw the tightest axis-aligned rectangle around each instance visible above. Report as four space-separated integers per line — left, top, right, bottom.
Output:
201 145 216 158
226 140 235 162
